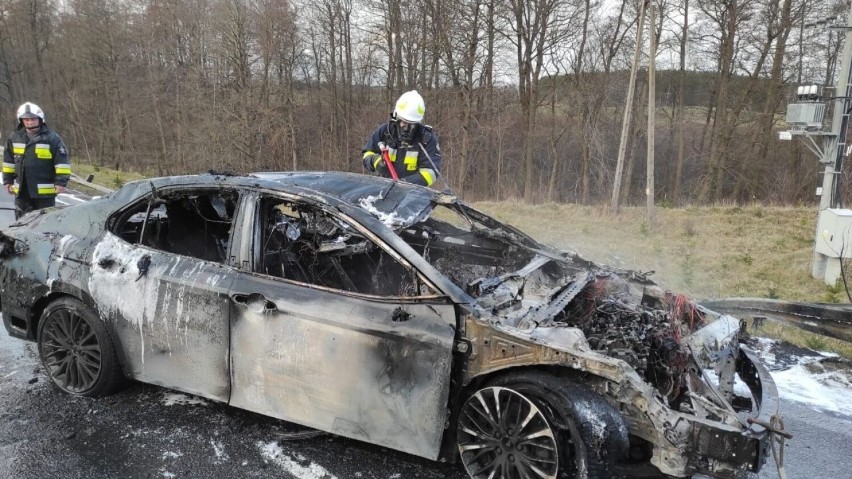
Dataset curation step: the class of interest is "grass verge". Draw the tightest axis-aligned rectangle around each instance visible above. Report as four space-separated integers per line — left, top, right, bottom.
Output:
72 162 148 190
475 202 833 303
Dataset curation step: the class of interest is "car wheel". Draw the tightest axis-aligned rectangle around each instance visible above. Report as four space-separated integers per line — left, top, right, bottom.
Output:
457 372 627 479
37 297 123 397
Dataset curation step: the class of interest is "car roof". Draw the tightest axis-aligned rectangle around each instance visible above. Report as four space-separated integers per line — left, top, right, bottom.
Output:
252 171 433 205
123 171 440 223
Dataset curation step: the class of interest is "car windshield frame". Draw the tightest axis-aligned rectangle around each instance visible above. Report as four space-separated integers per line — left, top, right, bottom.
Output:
351 188 542 251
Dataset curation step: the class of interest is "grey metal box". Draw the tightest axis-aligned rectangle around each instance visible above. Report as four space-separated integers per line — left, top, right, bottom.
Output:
786 103 825 130
815 208 852 258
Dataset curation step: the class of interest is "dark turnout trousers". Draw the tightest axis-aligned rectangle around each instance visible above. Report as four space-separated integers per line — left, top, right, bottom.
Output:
15 195 55 219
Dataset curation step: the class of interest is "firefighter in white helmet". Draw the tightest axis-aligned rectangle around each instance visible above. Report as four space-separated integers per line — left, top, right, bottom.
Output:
361 90 442 186
3 102 72 218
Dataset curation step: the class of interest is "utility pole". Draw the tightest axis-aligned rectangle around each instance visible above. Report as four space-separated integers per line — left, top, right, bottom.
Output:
820 29 852 214
647 3 657 225
784 2 852 284
611 0 649 213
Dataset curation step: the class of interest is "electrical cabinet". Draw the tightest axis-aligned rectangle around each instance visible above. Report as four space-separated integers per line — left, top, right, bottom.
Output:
815 208 852 258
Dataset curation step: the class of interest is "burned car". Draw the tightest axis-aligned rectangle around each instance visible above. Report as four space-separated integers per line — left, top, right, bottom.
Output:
0 172 781 478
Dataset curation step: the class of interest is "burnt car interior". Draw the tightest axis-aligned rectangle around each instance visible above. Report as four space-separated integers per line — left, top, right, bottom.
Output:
257 196 423 297
399 204 540 287
112 189 238 263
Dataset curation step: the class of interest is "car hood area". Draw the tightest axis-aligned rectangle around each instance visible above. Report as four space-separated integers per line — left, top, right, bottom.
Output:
393 197 781 478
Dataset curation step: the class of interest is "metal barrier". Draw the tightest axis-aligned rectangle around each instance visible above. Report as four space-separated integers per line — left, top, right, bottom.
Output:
69 174 115 194
702 298 852 342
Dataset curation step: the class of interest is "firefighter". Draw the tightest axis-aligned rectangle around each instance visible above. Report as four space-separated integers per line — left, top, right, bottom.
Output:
362 90 442 186
2 102 71 218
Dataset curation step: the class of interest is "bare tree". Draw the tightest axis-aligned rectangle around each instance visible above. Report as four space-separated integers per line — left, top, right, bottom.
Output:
426 0 487 195
52 0 136 170
696 0 784 202
737 0 796 201
1 0 54 100
647 3 657 223
612 0 647 210
0 0 833 206
673 0 689 204
501 0 578 202
254 0 300 170
306 0 355 171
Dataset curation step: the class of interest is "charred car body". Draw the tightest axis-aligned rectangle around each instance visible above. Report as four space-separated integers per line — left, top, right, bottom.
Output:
0 172 780 478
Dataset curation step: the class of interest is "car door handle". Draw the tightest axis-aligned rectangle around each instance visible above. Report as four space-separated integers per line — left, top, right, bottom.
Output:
392 306 411 322
135 254 151 281
97 257 116 269
230 293 278 313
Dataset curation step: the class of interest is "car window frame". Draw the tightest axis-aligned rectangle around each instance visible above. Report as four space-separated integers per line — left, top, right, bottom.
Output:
105 184 242 264
240 189 446 300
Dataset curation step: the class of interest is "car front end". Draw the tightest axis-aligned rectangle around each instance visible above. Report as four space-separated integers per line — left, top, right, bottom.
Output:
455 292 780 478
381 194 784 478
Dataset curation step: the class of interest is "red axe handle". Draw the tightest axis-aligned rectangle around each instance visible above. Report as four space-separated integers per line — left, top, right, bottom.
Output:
378 142 399 180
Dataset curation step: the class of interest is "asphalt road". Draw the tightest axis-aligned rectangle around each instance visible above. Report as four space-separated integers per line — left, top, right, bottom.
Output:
756 401 851 479
0 188 850 479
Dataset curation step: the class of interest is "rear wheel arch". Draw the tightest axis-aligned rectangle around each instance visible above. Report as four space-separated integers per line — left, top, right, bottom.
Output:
29 287 101 339
29 292 72 340
36 296 125 397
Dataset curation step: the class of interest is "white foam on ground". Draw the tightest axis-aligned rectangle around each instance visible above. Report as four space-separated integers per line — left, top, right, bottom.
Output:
258 441 337 479
161 393 209 407
211 440 229 462
770 356 852 417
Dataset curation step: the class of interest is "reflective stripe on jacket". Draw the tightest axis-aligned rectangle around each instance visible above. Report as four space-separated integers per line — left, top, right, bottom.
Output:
2 124 71 198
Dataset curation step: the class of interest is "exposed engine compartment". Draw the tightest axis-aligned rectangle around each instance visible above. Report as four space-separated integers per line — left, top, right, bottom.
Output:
401 203 709 400
565 282 706 401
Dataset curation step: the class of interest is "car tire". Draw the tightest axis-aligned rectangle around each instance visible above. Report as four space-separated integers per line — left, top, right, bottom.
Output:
457 372 628 479
37 297 124 397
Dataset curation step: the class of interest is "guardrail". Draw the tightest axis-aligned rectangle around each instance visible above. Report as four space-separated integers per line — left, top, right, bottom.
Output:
69 174 115 194
701 298 852 342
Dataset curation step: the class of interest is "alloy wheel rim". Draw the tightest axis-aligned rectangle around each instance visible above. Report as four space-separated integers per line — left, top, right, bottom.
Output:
458 386 559 479
41 308 101 392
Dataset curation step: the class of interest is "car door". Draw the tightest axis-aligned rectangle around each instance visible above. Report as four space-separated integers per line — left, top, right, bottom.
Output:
91 187 240 402
227 193 457 460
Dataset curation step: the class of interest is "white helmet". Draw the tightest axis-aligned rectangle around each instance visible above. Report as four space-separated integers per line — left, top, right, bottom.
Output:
393 90 425 123
17 102 45 122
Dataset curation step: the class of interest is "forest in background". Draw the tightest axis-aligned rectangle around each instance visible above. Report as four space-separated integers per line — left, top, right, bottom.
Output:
1 0 851 205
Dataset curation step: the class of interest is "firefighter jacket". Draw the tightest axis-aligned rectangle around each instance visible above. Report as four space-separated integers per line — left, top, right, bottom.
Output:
3 123 71 198
362 121 442 187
